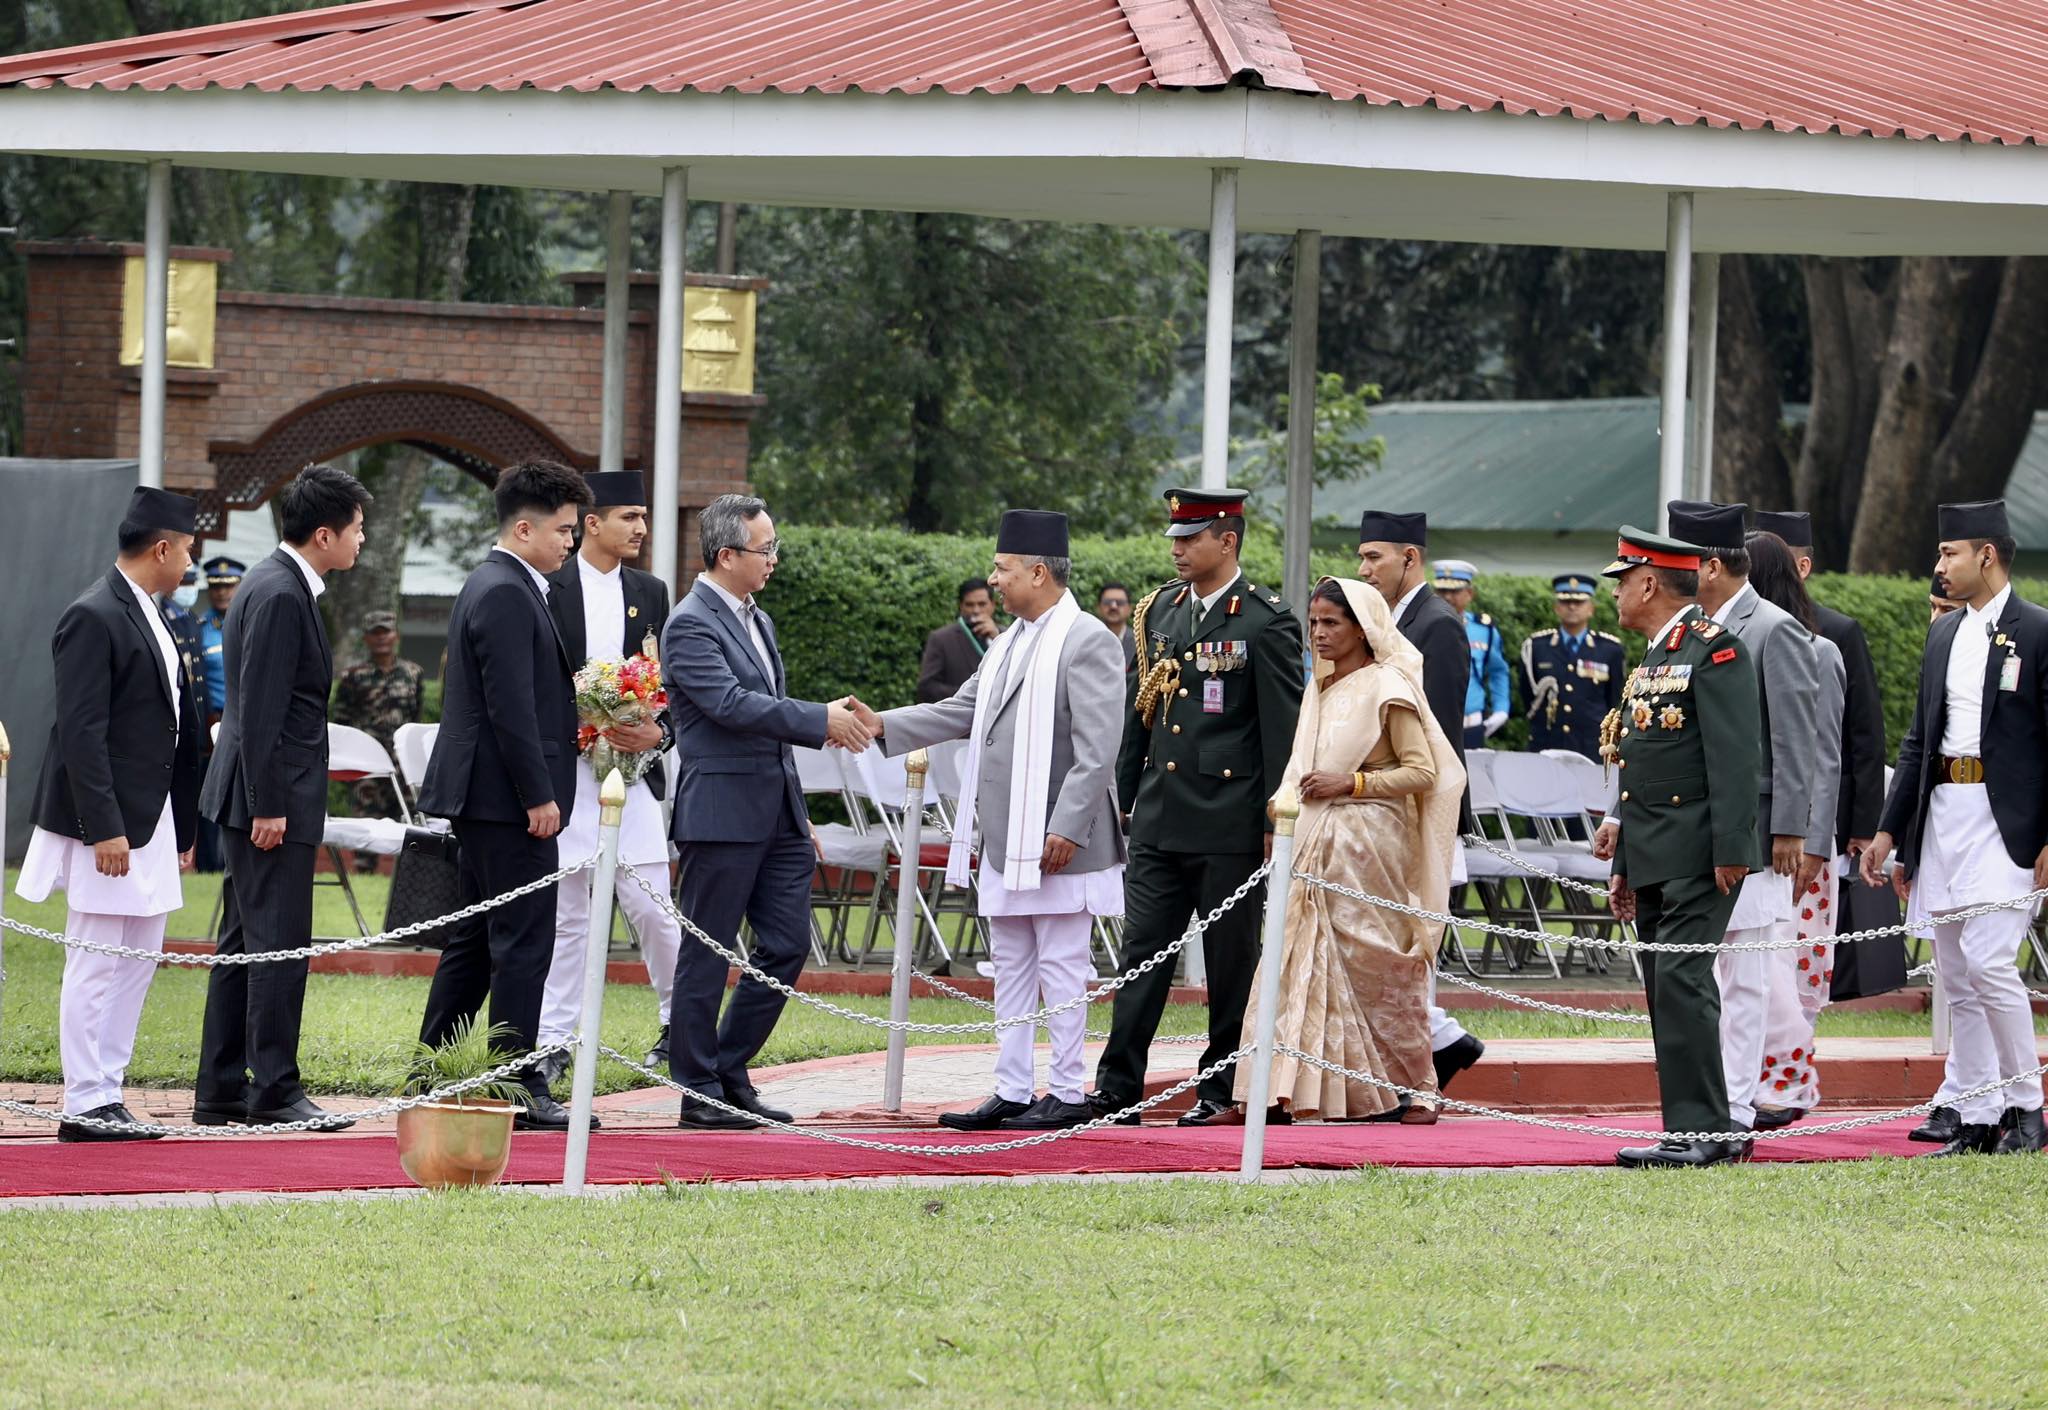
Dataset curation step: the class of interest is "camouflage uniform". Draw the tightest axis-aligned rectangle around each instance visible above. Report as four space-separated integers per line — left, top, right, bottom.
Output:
332 656 425 819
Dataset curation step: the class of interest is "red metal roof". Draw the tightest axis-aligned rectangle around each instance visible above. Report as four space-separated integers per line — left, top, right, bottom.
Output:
2 0 2044 144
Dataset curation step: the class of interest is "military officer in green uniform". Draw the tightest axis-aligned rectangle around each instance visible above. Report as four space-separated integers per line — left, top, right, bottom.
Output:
1595 527 1763 1168
1088 487 1305 1125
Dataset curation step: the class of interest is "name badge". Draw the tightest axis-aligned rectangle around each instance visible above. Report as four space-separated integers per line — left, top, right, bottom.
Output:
2001 654 2021 692
1203 675 1225 714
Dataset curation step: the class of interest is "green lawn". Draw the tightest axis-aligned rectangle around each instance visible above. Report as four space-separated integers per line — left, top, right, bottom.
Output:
0 1163 2041 1408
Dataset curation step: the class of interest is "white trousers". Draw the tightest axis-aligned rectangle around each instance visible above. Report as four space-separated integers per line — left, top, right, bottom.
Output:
58 909 167 1115
1754 859 1839 1113
1716 925 1778 1129
539 864 682 1045
1929 905 2044 1124
989 912 1094 1104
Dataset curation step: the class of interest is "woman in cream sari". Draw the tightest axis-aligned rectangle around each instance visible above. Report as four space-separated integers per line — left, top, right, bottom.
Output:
1233 576 1465 1121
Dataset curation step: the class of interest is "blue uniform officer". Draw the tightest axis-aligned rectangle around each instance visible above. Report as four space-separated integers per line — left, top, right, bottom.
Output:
1434 559 1508 750
193 555 244 722
1518 572 1627 760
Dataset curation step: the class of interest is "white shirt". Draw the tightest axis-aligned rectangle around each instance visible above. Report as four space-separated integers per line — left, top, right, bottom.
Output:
1940 584 2009 757
1195 575 1238 621
491 545 551 598
119 566 182 725
702 575 777 686
1392 580 1425 624
279 543 326 598
577 553 626 665
1709 581 1753 627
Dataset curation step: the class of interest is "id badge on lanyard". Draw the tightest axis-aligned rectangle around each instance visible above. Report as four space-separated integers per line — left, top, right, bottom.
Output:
1203 675 1225 714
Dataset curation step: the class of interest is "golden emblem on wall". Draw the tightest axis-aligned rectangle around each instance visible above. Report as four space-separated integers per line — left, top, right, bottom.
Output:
120 256 217 369
681 286 756 395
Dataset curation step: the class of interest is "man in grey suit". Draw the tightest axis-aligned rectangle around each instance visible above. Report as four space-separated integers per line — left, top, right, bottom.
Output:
852 510 1126 1131
663 494 873 1130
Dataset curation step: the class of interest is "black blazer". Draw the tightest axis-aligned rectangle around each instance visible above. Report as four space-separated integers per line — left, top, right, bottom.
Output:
1397 583 1469 762
1814 603 1886 844
545 554 673 800
1879 588 2048 874
419 550 578 826
32 567 202 851
916 620 987 703
199 548 333 844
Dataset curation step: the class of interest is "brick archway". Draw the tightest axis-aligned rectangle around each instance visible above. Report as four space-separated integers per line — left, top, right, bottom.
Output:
202 380 591 534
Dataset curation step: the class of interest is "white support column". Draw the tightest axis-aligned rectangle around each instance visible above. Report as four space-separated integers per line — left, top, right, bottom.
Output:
1200 167 1239 491
1283 230 1321 623
1687 253 1721 502
138 159 171 490
1657 193 1694 532
652 167 689 592
600 191 632 476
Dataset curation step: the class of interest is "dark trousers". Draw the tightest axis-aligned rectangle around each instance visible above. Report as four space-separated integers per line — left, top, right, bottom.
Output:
1636 872 1742 1133
419 819 560 1097
1095 842 1266 1107
670 815 815 1098
195 829 317 1108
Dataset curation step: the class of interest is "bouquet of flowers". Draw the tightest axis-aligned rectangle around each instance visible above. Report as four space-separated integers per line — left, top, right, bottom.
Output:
573 644 668 785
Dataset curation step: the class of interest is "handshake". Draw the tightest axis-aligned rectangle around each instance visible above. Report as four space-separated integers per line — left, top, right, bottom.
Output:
825 695 884 752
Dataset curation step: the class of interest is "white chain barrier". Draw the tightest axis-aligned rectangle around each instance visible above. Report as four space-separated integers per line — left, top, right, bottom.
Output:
1431 967 1653 1023
0 855 596 965
597 1042 1248 1154
1460 833 1614 896
0 1040 575 1138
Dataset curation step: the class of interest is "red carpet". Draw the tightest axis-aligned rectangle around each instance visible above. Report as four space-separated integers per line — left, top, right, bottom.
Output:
0 1116 1928 1198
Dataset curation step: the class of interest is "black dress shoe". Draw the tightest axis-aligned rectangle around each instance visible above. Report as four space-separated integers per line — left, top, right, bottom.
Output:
190 1098 250 1127
938 1094 1033 1131
1752 1105 1807 1132
1085 1091 1141 1127
1993 1106 2046 1155
1928 1122 2001 1157
56 1102 162 1143
246 1096 356 1131
514 1091 583 1131
1615 1138 1750 1168
999 1095 1093 1130
1433 1033 1485 1092
534 1050 571 1089
678 1093 760 1131
723 1087 792 1125
1909 1105 1960 1144
645 1024 671 1069
1176 1098 1237 1128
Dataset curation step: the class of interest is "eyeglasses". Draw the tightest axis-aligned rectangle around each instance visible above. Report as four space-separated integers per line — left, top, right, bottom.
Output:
732 541 782 561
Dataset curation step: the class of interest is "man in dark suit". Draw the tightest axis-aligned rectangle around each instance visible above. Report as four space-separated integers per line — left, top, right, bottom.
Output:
1356 508 1485 1089
417 461 592 1129
537 470 683 1079
917 577 998 702
663 493 873 1129
1864 499 2047 1156
15 487 202 1142
193 465 371 1129
1095 581 1138 673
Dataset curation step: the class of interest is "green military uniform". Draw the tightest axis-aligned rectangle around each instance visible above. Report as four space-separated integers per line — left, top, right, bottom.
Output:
1093 487 1305 1114
332 652 425 820
1604 531 1763 1140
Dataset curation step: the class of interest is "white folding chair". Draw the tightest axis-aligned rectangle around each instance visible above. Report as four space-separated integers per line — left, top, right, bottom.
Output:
1489 751 1635 977
392 721 439 807
793 746 887 963
317 723 415 937
841 746 965 970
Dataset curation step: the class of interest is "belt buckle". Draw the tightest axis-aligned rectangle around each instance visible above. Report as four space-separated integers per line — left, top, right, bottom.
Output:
1950 757 1985 785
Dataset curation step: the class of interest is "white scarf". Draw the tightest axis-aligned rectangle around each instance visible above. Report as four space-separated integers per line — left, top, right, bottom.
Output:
947 589 1082 890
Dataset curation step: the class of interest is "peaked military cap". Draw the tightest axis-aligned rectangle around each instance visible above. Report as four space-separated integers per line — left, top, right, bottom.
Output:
583 471 647 508
202 555 246 586
1552 573 1598 600
997 508 1069 557
1358 509 1426 547
1753 510 1811 547
1666 500 1748 553
1161 487 1249 539
1432 559 1476 588
1938 499 2010 541
1604 526 1704 578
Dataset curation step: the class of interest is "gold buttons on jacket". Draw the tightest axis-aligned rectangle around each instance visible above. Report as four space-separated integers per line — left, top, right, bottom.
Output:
1563 704 1573 713
1178 688 1188 698
1620 791 1630 801
1223 769 1233 778
1184 651 1194 661
1671 795 1681 804
1166 762 1178 772
1171 724 1182 734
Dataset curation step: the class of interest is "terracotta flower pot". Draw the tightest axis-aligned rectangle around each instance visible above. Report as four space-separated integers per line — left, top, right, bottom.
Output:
395 1100 517 1189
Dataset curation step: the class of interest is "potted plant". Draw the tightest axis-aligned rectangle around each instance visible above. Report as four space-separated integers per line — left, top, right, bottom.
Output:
393 1018 527 1190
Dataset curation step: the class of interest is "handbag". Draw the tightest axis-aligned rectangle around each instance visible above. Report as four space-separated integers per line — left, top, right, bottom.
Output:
1829 873 1909 1001
384 826 464 949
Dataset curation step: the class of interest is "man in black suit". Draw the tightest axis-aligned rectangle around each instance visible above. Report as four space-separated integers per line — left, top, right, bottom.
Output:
1356 508 1485 1089
417 461 592 1129
663 493 873 1129
917 578 999 702
15 487 202 1141
536 470 684 1079
193 465 371 1129
1865 499 2047 1156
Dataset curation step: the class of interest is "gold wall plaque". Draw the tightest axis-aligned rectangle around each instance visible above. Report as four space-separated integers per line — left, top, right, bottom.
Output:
681 286 756 395
120 256 218 369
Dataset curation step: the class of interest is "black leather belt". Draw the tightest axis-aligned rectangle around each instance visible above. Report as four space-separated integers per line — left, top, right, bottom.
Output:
1936 755 1986 785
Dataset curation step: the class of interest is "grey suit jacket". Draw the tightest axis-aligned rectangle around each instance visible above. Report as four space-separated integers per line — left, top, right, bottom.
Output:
1809 634 1845 858
1722 584 1820 846
881 610 1126 876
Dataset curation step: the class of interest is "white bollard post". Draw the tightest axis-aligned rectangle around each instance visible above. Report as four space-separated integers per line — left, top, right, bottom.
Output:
563 768 627 1194
883 750 931 1111
1239 788 1299 1181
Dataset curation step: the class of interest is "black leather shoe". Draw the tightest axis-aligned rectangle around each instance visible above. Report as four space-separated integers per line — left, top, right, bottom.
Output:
1176 1098 1237 1128
645 1024 671 1069
534 1050 571 1089
1752 1105 1806 1132
999 1095 1093 1130
723 1087 792 1125
938 1094 1033 1131
1928 1122 2002 1157
1086 1090 1141 1126
678 1093 759 1131
514 1091 581 1131
190 1098 250 1127
1615 1138 1750 1168
1994 1106 2046 1154
56 1102 162 1143
246 1096 356 1131
1909 1105 1960 1144
1433 1033 1485 1092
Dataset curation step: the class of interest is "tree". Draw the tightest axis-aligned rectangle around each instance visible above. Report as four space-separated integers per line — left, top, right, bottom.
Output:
1230 372 1386 526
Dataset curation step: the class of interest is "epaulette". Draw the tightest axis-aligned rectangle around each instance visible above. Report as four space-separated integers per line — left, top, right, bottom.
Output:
1594 630 1622 645
1243 582 1286 612
1478 612 1493 626
1693 620 1725 642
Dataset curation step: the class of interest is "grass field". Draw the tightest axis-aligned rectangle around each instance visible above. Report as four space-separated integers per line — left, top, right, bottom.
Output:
0 1162 2040 1409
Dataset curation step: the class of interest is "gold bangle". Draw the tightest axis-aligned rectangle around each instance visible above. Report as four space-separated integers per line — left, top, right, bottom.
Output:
1352 771 1368 799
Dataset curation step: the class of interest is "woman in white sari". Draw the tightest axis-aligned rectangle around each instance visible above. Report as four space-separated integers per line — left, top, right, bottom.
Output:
1233 576 1466 1121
